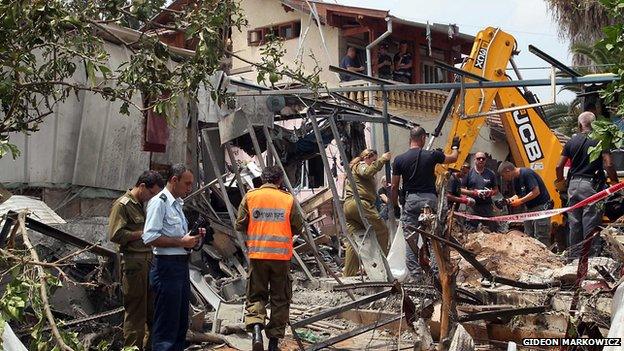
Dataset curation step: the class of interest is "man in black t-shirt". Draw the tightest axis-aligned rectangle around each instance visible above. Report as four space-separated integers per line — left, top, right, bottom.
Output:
461 152 500 232
499 161 552 246
375 44 393 80
555 111 619 257
393 41 412 83
447 162 473 210
390 127 459 278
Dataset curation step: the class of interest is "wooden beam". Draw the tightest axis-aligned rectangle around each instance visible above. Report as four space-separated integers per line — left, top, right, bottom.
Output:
300 187 333 215
294 234 331 254
342 26 370 37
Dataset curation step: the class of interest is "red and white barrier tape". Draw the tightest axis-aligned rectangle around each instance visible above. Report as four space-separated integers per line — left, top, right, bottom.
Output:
455 182 624 223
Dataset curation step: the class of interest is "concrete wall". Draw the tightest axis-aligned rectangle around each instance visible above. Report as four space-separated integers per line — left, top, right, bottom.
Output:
231 0 341 86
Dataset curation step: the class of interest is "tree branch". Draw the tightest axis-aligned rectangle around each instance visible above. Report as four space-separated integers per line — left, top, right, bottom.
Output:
17 212 74 351
0 248 72 269
15 80 145 112
53 243 100 265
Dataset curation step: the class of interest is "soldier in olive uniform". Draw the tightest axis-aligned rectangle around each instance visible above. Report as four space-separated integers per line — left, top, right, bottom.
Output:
235 166 304 351
343 149 392 276
109 170 164 350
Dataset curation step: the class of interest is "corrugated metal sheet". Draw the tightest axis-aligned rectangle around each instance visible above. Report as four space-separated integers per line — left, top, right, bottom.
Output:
0 41 188 191
0 195 66 224
1 65 86 184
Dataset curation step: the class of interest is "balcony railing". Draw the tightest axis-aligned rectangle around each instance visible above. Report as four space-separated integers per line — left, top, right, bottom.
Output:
338 79 448 115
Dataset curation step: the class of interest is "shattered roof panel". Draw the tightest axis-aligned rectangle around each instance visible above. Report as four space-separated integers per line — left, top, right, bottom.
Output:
0 196 66 224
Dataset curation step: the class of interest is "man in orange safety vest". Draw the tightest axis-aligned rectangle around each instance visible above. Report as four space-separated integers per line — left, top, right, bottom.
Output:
235 165 304 351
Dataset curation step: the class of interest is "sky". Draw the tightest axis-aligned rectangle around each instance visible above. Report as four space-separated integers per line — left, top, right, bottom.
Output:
335 0 575 102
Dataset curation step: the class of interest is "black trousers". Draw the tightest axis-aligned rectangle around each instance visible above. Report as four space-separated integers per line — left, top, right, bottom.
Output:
150 255 190 351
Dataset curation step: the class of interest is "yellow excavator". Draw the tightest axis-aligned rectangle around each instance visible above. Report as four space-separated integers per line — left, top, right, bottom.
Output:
436 27 566 225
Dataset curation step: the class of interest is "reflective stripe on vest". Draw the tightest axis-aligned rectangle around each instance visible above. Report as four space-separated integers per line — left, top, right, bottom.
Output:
246 187 294 260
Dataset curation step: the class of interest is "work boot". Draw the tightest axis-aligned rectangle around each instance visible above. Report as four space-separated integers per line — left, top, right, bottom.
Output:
268 337 280 351
252 324 264 351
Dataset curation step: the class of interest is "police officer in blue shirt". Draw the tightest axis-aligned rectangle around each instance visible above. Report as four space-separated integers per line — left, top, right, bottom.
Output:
143 164 204 351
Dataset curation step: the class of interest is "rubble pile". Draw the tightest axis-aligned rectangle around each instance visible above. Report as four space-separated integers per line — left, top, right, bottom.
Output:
456 230 565 286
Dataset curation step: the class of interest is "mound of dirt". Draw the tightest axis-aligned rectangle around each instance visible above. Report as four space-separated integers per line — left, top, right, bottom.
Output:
455 230 565 286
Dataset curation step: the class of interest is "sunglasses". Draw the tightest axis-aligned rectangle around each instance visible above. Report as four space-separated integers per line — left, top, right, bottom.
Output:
476 157 486 161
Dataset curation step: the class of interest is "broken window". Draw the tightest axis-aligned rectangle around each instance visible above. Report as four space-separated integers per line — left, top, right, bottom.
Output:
421 63 446 84
298 155 326 189
279 21 301 40
420 47 448 83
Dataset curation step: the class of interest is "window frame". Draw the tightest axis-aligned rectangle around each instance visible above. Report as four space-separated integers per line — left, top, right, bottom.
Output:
247 20 301 46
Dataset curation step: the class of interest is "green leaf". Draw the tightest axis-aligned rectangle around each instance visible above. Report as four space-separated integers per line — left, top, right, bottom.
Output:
154 42 169 61
0 139 21 159
98 65 112 78
120 102 130 115
0 314 5 350
85 60 96 85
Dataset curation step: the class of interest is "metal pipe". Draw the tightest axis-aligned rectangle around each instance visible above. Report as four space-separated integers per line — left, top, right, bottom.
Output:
233 75 618 96
244 114 266 168
465 67 558 119
224 142 247 199
381 91 397 236
201 130 249 262
290 289 393 328
260 126 329 278
529 44 581 77
366 17 393 77
306 315 403 351
307 111 362 280
382 91 391 182
434 59 489 82
458 305 548 323
426 88 459 150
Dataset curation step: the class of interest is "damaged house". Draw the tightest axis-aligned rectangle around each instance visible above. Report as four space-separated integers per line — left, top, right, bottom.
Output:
2 0 624 350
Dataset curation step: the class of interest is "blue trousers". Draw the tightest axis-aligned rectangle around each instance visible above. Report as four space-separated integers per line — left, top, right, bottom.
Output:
150 256 190 351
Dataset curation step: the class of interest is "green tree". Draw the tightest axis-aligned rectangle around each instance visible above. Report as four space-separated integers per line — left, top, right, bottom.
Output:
583 0 624 161
544 42 615 137
546 0 615 66
595 0 624 117
0 0 246 159
542 102 580 136
0 0 322 160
